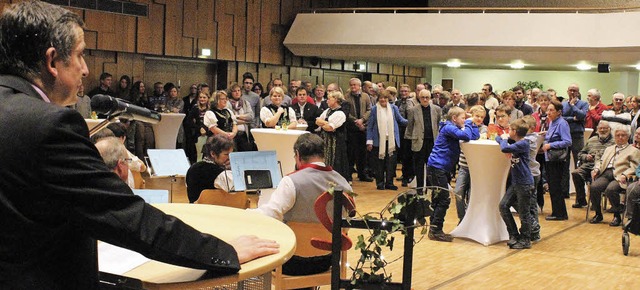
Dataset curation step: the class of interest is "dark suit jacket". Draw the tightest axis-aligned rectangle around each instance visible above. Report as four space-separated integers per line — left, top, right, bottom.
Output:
293 102 320 132
0 75 240 289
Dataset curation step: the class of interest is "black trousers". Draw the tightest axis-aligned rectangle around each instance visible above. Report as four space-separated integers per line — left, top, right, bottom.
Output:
347 130 367 178
547 160 568 218
400 137 414 181
372 143 397 186
571 165 591 204
413 139 434 194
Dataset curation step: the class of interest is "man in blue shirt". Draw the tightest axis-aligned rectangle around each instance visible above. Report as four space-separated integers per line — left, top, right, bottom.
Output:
562 84 589 198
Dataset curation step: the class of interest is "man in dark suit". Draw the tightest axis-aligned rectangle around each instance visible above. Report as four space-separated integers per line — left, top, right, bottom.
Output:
292 87 320 133
405 89 442 194
0 2 278 289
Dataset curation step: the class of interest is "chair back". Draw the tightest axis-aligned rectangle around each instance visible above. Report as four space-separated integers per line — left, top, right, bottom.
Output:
287 222 332 257
195 189 249 209
272 221 347 290
131 171 145 189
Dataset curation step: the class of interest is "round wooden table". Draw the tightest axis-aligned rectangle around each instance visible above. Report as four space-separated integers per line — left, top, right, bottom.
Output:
121 203 296 289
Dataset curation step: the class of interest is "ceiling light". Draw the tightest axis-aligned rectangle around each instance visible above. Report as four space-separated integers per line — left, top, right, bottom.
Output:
510 62 525 69
576 63 592 71
635 64 640 70
200 48 211 57
446 59 461 68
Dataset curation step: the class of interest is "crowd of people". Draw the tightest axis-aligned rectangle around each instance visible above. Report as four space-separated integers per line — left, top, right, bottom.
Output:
76 69 640 247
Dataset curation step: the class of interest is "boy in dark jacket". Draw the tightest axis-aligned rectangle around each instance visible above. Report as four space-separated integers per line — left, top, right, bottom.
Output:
496 118 535 249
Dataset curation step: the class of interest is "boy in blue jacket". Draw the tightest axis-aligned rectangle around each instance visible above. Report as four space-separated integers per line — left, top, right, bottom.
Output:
426 107 479 242
496 118 535 249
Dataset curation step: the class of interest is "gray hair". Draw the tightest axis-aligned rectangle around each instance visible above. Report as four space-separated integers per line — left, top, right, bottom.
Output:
293 133 324 162
95 137 128 169
0 1 84 80
588 89 601 100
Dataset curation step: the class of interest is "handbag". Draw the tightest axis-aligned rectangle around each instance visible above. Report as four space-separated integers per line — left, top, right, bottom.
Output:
547 147 569 162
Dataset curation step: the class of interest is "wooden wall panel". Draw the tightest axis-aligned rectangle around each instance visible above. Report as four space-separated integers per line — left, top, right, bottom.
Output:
215 0 235 60
393 64 405 75
246 0 261 63
164 0 182 56
182 0 198 38
39 0 425 90
137 3 164 55
197 0 217 57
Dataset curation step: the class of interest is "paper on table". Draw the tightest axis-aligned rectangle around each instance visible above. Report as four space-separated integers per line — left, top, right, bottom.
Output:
98 242 150 275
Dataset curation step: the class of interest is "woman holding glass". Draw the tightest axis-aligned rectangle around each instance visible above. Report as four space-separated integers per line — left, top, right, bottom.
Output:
541 100 572 221
260 87 297 129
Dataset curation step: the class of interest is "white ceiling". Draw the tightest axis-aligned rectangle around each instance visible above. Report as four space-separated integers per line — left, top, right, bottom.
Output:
284 12 640 72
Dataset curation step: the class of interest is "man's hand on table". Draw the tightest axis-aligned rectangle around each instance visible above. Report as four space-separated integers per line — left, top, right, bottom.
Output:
230 235 280 263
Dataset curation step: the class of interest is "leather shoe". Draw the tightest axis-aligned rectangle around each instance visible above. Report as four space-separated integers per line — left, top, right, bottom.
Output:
376 183 385 190
385 184 398 190
359 175 374 182
572 202 587 208
545 215 568 221
589 215 603 224
610 216 622 227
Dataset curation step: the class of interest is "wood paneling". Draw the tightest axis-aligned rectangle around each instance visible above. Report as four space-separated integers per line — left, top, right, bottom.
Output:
36 0 424 90
137 3 164 55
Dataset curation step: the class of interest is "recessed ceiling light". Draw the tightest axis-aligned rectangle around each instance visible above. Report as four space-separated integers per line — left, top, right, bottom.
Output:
576 63 592 70
510 62 525 69
635 64 640 70
447 59 461 68
200 48 211 57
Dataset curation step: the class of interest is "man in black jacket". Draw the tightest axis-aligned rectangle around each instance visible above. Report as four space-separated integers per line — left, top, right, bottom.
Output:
0 2 278 289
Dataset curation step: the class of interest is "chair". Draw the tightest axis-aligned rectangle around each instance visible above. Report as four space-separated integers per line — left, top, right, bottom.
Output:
131 170 145 189
194 189 249 209
272 222 348 290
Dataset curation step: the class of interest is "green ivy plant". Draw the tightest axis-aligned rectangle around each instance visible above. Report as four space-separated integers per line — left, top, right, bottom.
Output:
327 184 430 287
516 80 544 91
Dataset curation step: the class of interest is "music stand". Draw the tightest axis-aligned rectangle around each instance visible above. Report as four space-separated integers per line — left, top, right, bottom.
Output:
229 151 280 194
146 149 190 202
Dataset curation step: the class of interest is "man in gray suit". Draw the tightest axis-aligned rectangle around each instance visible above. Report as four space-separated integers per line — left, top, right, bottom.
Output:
405 89 442 194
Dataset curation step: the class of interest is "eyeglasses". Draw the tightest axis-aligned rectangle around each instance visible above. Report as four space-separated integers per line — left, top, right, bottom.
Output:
419 96 430 99
496 114 508 118
243 81 253 84
614 99 624 102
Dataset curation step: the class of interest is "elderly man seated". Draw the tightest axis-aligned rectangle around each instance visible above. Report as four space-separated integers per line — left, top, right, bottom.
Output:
250 133 353 276
95 137 131 184
571 121 615 208
589 128 640 226
625 163 640 224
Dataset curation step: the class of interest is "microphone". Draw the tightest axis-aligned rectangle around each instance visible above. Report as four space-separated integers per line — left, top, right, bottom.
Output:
90 94 162 124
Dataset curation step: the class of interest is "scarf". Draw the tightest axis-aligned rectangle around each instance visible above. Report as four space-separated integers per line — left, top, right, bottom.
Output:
229 98 243 111
376 104 395 159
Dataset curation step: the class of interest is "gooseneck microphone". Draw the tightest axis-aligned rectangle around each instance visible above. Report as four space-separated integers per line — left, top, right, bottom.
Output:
90 94 161 124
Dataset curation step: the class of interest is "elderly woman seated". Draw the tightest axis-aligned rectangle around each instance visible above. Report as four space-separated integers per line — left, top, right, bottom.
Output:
589 127 640 226
185 135 235 203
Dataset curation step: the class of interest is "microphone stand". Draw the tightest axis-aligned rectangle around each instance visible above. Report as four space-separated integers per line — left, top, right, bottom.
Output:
89 113 122 137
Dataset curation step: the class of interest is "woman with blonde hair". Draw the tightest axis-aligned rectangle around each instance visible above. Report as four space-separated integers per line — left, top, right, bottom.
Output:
260 86 297 129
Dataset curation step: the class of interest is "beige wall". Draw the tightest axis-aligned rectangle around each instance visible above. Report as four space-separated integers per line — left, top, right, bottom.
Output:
429 0 640 8
436 68 640 103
